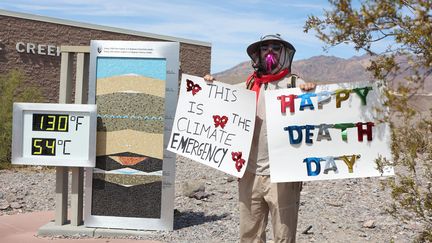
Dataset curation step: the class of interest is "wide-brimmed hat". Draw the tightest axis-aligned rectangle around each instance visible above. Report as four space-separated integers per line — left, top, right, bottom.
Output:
247 34 296 71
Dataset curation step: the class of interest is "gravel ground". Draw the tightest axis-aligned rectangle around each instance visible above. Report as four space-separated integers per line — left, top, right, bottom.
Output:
0 156 422 242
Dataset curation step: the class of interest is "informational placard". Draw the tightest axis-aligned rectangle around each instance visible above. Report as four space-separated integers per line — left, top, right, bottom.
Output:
12 103 97 167
84 40 179 231
265 81 394 182
168 74 256 178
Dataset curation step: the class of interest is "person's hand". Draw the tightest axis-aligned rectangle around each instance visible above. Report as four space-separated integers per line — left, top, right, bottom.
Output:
203 74 215 82
299 82 316 91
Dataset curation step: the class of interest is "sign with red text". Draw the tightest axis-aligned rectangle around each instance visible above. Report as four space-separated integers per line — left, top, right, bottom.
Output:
168 74 256 178
265 81 394 182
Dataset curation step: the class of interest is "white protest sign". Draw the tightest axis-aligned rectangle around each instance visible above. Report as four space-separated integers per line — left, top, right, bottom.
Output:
265 81 394 182
168 74 256 178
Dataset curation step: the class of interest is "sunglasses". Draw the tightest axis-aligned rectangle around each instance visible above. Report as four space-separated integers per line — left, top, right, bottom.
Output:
260 43 282 52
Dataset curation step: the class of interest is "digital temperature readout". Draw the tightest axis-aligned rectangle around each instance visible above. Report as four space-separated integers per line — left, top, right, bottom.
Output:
32 114 69 132
31 138 71 156
32 138 56 156
32 114 85 133
12 103 97 167
30 114 85 156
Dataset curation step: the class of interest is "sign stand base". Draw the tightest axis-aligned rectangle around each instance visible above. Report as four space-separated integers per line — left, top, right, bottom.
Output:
38 222 155 238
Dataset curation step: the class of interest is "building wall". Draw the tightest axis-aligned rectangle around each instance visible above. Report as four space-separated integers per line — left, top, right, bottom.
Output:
0 15 211 102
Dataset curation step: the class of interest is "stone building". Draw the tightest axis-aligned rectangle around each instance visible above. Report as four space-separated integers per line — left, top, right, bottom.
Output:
0 9 211 102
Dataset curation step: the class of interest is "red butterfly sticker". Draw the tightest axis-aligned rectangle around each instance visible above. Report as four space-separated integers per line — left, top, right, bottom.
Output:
186 79 202 95
213 115 228 129
232 152 245 172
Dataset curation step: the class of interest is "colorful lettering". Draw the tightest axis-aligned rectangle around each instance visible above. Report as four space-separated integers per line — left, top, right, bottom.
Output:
352 86 372 105
335 89 351 108
298 93 317 111
356 122 374 141
277 94 297 113
316 124 333 141
303 157 322 176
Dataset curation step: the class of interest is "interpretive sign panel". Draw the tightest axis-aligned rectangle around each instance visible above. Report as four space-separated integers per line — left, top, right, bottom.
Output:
85 40 179 231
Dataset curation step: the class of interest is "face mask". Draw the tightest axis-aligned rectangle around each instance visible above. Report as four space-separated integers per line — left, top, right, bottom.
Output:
265 52 277 73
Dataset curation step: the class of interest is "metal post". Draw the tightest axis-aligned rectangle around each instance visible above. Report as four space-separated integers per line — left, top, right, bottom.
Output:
59 52 74 104
55 51 74 225
74 52 89 104
70 51 89 226
55 167 69 225
71 167 84 226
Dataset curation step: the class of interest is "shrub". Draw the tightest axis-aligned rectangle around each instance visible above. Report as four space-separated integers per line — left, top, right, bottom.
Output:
305 0 432 241
0 70 43 169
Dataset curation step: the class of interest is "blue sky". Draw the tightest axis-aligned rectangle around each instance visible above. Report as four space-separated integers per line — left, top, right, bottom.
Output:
0 0 371 73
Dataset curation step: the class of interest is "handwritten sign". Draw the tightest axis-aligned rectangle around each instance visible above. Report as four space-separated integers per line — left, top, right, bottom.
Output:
168 74 256 177
265 81 394 182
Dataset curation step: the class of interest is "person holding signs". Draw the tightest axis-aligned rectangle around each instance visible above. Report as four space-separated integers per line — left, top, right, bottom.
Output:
206 34 315 243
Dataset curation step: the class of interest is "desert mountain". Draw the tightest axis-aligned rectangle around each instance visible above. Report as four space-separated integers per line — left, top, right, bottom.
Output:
213 54 431 111
214 55 372 85
214 55 432 91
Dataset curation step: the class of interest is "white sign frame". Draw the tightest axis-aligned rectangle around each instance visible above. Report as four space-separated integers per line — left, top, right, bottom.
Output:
12 102 97 167
84 40 179 231
265 81 394 182
167 74 256 178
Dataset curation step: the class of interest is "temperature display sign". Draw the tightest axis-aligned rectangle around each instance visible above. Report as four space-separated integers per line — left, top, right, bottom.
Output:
12 103 97 167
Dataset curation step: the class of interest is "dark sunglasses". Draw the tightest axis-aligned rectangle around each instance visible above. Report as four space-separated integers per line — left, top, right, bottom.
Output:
260 44 282 52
